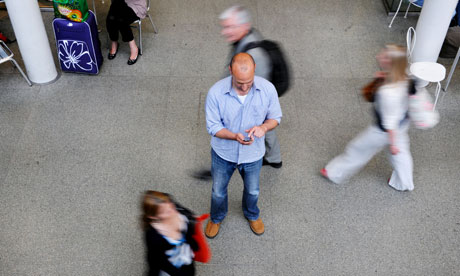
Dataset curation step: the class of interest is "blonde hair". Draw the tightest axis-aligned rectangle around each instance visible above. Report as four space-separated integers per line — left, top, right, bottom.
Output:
385 44 408 83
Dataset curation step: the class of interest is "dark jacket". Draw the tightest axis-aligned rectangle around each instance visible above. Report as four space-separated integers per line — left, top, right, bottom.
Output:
145 203 198 276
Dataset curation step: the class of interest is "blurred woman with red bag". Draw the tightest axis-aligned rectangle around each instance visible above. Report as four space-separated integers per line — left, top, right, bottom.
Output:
142 191 211 276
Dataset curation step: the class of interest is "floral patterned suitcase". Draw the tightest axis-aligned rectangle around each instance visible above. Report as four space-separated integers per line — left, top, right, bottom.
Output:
52 11 103 74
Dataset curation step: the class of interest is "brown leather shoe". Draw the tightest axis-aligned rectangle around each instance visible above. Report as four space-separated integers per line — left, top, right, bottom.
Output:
248 218 265 235
205 220 221 239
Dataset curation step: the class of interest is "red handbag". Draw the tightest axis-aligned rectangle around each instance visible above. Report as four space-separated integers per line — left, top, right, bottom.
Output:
361 77 384 102
192 214 212 263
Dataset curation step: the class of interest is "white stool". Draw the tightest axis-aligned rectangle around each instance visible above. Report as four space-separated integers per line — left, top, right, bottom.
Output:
410 62 446 110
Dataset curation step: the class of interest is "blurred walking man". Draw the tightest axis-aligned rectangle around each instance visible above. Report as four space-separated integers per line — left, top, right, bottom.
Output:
204 53 282 238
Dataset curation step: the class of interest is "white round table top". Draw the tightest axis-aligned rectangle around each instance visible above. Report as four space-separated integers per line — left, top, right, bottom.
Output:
410 62 446 82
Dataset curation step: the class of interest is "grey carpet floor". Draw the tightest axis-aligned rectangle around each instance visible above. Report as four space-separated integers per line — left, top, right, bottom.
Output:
1 0 459 275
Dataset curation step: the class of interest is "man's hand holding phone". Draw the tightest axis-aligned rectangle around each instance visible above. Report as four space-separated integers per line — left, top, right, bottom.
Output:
236 133 254 145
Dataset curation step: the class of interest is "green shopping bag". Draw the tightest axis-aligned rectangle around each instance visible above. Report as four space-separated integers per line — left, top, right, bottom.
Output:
53 0 89 22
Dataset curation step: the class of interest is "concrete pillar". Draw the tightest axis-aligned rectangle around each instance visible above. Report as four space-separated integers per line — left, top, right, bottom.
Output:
4 0 58 84
412 0 459 63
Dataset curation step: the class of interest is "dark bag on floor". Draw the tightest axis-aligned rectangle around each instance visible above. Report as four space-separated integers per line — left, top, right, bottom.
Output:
243 40 291 97
52 10 103 74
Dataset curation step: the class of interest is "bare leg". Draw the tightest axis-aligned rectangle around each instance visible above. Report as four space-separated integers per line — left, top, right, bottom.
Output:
128 40 138 60
110 41 118 55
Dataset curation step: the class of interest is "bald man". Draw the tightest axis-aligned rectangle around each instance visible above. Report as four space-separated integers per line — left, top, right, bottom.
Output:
219 5 283 169
204 53 282 238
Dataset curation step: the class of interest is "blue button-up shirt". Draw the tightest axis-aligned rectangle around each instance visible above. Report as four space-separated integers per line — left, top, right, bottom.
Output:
205 76 282 164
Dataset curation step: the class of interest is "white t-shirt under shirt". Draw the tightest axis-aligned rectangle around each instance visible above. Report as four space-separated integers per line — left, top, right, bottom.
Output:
375 80 409 130
237 94 248 104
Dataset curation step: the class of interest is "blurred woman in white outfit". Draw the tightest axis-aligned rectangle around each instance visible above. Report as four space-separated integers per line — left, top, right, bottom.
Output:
321 44 414 191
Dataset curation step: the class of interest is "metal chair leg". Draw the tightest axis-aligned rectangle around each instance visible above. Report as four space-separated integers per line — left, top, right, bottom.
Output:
404 1 412 18
148 14 158 34
10 59 32 86
443 47 460 92
389 0 404 28
433 81 441 110
138 21 142 55
92 0 98 25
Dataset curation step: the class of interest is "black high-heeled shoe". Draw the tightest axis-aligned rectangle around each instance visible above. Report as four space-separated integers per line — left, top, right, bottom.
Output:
108 44 119 60
127 48 139 65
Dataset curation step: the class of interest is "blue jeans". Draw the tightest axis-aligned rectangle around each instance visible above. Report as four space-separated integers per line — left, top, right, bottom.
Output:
210 149 263 223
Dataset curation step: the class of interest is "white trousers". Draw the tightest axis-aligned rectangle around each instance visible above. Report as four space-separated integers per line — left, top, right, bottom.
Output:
325 124 414 191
